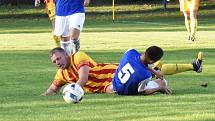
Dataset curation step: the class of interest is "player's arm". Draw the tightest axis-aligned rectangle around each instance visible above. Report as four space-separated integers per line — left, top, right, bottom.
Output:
40 80 65 96
35 0 40 7
142 87 161 95
148 67 164 80
76 65 90 87
143 87 171 95
84 0 90 6
139 79 171 95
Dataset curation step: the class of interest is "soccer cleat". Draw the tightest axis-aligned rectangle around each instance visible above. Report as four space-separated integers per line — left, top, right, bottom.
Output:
192 51 203 73
186 35 193 43
188 35 191 41
72 39 80 54
190 35 196 41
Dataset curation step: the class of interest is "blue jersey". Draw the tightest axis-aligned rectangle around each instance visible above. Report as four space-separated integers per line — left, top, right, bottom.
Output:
112 49 152 95
55 0 85 16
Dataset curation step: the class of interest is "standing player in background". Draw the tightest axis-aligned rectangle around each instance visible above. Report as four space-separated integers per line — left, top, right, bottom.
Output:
41 46 203 96
179 0 200 42
54 0 90 55
35 0 60 47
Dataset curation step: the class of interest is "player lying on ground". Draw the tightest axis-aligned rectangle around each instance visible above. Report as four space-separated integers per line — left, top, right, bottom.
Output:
35 0 60 47
179 0 200 41
111 46 203 95
41 46 203 96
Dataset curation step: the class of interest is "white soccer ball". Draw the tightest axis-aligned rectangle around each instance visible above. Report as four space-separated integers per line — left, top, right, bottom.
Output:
63 83 84 104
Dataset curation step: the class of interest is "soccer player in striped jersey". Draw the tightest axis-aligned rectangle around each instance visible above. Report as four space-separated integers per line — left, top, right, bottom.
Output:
179 0 200 41
41 47 117 95
35 0 60 47
41 47 203 96
54 0 90 55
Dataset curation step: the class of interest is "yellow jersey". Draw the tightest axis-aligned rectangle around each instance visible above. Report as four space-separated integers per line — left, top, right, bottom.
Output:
53 51 118 93
44 0 56 20
179 0 200 12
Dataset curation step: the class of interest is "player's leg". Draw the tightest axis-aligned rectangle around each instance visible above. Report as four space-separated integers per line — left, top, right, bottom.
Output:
69 28 81 54
60 37 71 55
180 0 192 41
51 19 60 47
183 11 191 40
189 0 200 41
154 52 203 75
69 13 85 54
45 0 60 47
54 15 73 55
138 79 171 95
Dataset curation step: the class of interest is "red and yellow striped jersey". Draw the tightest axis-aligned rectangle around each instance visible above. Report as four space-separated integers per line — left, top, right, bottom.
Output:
53 51 118 93
44 0 56 20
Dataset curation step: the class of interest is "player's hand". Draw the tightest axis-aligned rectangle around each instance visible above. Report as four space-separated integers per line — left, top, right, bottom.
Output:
156 73 164 80
84 0 90 6
40 92 48 96
40 90 57 96
160 87 172 95
35 0 40 7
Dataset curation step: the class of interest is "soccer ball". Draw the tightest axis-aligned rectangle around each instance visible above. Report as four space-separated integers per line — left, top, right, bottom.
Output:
63 83 84 104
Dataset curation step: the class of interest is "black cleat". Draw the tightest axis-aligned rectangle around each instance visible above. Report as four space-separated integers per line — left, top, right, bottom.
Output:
192 52 203 73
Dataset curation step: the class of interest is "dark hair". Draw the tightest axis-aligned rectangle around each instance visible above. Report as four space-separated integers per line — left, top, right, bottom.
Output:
145 46 163 61
50 47 65 56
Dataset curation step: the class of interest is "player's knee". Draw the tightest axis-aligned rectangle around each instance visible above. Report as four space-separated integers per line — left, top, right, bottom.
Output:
61 37 69 42
190 11 197 19
183 12 190 19
70 36 79 40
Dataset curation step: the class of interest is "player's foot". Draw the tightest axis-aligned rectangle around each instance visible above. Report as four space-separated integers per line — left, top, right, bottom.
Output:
188 35 191 41
192 51 203 73
190 35 196 41
186 36 193 43
71 40 80 54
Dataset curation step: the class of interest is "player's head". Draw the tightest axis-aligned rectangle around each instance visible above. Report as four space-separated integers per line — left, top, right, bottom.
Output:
144 46 163 64
50 47 70 69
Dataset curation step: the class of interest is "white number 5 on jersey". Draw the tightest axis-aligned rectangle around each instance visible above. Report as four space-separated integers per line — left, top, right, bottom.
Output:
118 63 135 83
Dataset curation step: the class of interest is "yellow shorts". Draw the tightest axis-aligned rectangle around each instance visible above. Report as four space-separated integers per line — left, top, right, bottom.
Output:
179 0 200 12
44 0 56 21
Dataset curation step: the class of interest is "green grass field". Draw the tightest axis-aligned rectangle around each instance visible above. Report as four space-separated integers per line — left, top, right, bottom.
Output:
0 1 215 121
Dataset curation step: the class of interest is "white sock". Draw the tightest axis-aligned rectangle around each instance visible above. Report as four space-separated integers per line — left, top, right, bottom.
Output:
60 41 72 55
70 39 80 54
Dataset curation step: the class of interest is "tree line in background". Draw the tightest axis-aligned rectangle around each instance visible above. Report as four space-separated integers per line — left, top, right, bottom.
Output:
0 0 170 6
0 0 213 6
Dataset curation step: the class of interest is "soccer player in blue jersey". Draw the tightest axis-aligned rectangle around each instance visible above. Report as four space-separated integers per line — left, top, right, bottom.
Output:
54 0 90 55
112 46 171 95
42 46 203 96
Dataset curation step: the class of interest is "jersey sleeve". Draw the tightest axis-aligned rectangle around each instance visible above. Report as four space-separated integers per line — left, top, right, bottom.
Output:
73 51 97 70
124 48 135 54
53 69 67 87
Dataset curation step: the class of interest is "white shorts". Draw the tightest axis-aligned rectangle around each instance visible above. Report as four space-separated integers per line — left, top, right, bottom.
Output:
54 13 85 37
144 79 168 90
138 79 168 93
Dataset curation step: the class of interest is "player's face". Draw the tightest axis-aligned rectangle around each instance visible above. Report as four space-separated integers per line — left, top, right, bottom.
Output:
144 54 156 64
146 58 156 64
51 52 70 70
